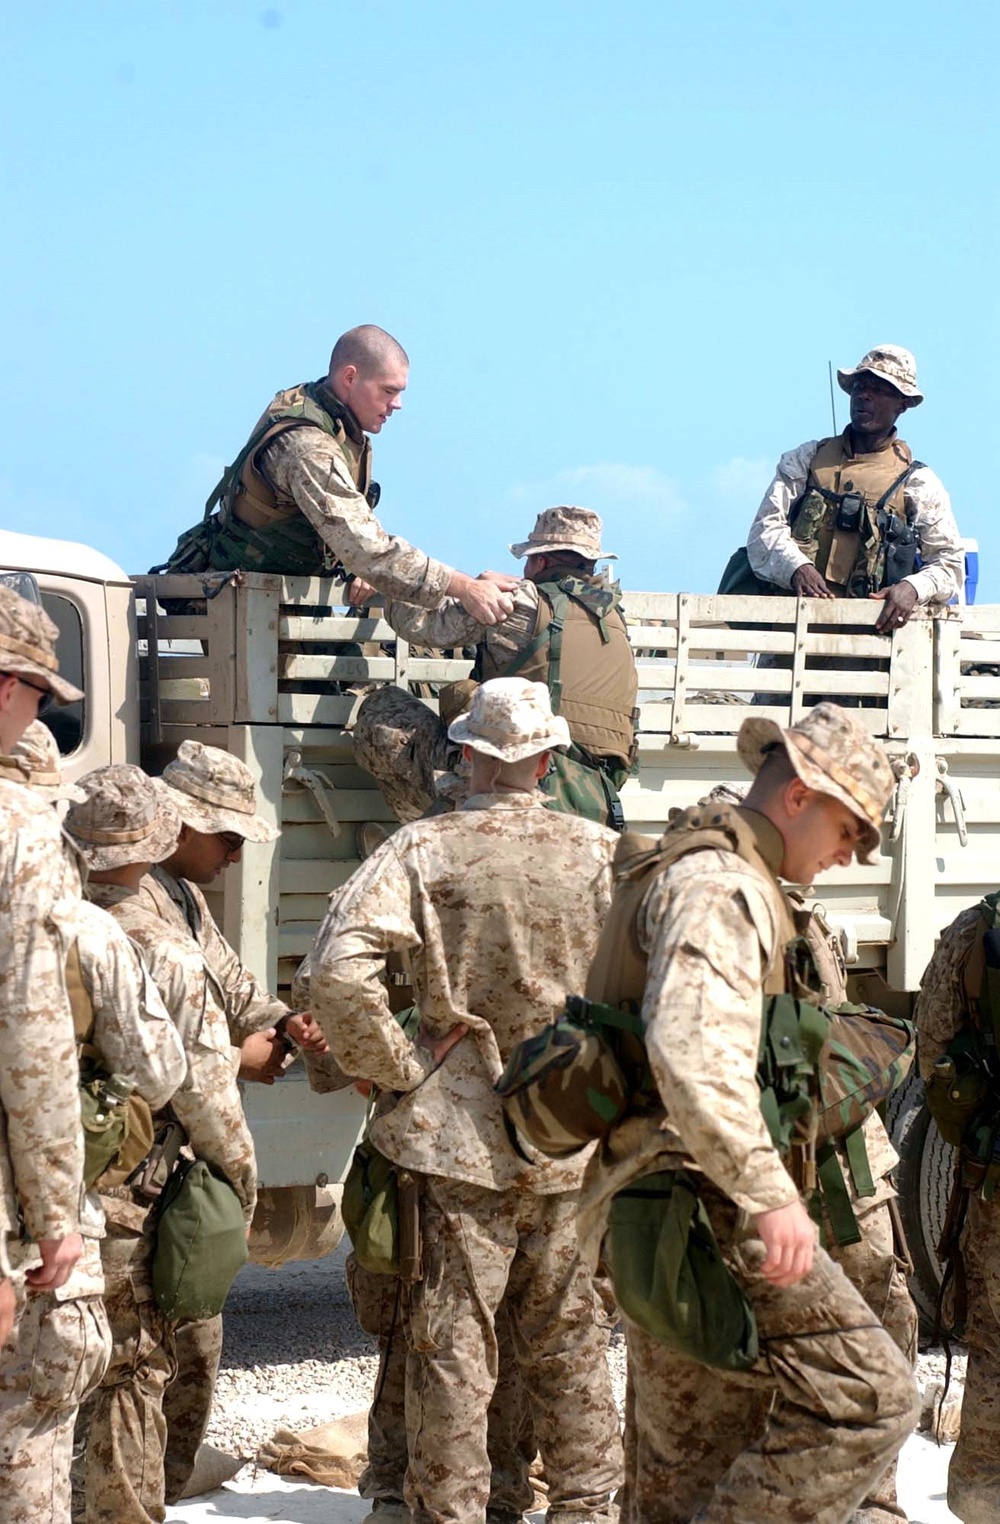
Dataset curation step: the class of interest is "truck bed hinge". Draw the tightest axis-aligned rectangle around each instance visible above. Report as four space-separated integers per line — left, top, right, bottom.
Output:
282 750 341 839
935 757 968 848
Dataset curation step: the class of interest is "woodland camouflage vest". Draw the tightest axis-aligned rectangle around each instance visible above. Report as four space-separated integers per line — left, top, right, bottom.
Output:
158 381 379 577
477 576 638 765
790 429 923 597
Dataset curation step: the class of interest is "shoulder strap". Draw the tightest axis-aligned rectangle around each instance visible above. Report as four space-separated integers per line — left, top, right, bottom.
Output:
66 938 96 1051
875 461 924 514
204 383 350 521
496 584 567 708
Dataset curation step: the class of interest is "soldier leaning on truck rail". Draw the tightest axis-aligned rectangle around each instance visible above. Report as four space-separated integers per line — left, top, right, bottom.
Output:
574 703 920 1524
353 506 639 830
6 724 189 1524
0 587 95 1524
729 344 964 630
309 678 623 1524
66 745 326 1516
156 323 520 628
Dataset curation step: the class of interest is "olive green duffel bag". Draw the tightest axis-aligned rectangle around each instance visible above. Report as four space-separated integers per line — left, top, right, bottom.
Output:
606 1169 759 1371
152 1160 248 1321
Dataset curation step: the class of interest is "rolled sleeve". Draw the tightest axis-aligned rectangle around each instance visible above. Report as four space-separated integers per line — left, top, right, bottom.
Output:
903 467 964 605
745 441 819 589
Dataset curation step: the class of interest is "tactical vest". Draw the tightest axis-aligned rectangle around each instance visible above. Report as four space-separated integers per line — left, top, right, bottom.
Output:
789 430 923 597
477 576 638 766
157 380 380 577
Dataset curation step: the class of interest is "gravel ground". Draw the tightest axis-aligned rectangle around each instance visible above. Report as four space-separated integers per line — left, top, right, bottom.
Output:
207 1248 965 1464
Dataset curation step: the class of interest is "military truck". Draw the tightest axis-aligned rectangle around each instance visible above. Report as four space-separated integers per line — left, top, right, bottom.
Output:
3 526 991 1310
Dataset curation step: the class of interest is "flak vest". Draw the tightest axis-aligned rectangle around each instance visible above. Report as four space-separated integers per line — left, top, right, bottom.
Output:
157 380 379 577
476 576 638 767
790 429 924 597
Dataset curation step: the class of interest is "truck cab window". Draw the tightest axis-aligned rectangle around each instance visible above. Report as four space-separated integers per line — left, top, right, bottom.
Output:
40 592 86 756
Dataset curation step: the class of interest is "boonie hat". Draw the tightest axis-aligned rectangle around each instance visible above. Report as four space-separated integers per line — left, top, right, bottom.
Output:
509 506 615 562
736 702 895 865
65 764 181 871
837 345 923 407
4 719 85 802
160 739 279 844
448 677 571 763
0 586 84 705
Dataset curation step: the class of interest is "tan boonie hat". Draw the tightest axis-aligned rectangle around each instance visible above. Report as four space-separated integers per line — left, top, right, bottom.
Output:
65 764 181 871
736 702 895 865
509 506 615 562
837 345 923 407
0 586 83 705
160 739 279 843
448 677 571 763
2 719 85 802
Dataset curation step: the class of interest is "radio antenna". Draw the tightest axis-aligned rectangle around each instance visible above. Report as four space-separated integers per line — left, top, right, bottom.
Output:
828 360 838 434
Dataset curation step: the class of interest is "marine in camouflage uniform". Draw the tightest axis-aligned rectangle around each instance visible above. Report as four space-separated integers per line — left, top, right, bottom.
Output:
64 760 279 1523
916 904 1000 1524
309 678 623 1524
157 324 517 630
0 591 92 1523
679 785 919 1524
577 704 919 1524
353 507 637 829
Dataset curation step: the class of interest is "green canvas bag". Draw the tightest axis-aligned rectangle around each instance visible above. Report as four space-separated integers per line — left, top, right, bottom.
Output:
341 1140 401 1275
606 1169 758 1370
152 1160 249 1321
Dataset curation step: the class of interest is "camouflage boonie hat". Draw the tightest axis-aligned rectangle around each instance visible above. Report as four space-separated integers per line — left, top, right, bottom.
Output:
0 586 83 705
737 702 895 865
160 740 279 844
509 506 615 561
448 677 571 763
496 1015 629 1159
2 719 85 802
65 764 181 870
837 344 923 406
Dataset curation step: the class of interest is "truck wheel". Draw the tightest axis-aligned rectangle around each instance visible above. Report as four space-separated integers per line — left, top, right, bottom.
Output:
887 1072 955 1328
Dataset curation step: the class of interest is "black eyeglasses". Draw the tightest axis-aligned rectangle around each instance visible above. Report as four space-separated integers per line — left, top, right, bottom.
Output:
215 831 245 854
2 672 55 717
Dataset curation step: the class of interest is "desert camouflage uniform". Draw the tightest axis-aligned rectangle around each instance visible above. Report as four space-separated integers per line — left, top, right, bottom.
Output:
86 873 258 1520
578 821 919 1524
262 426 454 604
310 792 623 1524
0 777 91 1523
916 905 999 1524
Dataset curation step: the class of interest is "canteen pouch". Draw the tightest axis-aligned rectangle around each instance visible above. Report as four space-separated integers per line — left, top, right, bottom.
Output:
342 1140 400 1276
606 1169 759 1371
79 1072 156 1192
152 1159 249 1320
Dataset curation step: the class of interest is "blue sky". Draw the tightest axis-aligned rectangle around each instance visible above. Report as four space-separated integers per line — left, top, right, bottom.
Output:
2 1 997 596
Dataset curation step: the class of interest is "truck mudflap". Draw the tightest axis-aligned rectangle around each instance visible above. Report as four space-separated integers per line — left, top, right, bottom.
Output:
247 1183 345 1267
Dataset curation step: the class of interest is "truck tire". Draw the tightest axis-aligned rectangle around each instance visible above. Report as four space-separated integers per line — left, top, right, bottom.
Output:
887 1072 955 1328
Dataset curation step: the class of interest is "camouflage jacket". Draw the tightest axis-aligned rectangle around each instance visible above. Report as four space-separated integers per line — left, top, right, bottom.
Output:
262 427 454 606
146 866 288 1045
309 791 618 1192
0 779 84 1264
88 877 258 1221
577 839 803 1267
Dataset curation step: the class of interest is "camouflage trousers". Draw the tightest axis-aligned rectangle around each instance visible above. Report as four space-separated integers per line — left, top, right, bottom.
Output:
404 1176 622 1524
0 1277 110 1524
619 1184 918 1524
346 1254 537 1520
949 1191 1000 1524
81 1225 223 1522
352 686 463 824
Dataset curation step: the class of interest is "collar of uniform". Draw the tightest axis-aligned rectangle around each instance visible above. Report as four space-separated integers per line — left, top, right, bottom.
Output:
86 880 137 908
735 806 785 876
314 380 365 446
461 790 548 812
151 863 201 934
